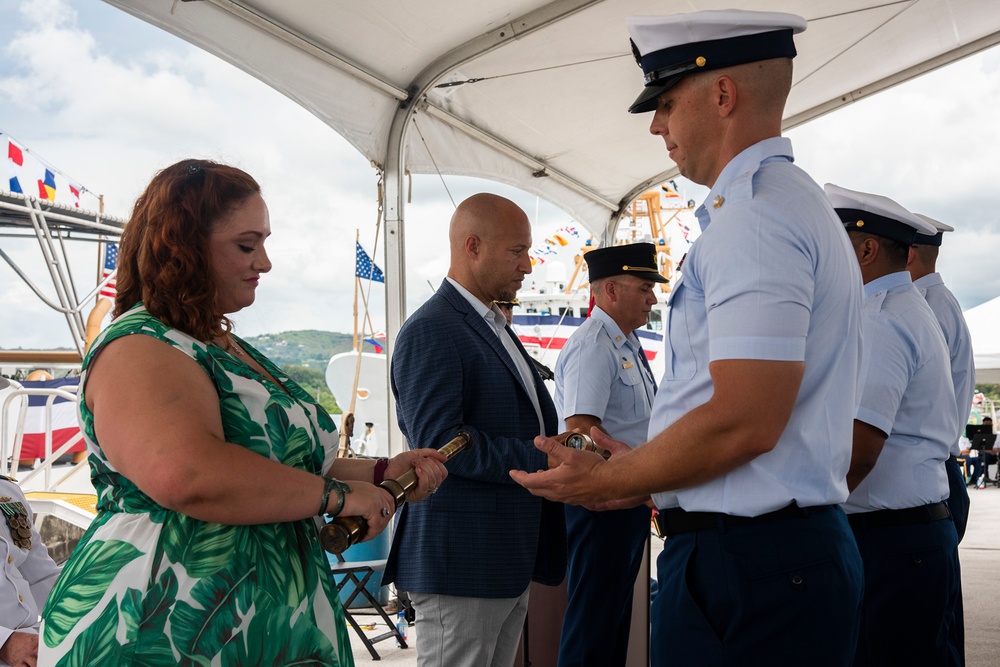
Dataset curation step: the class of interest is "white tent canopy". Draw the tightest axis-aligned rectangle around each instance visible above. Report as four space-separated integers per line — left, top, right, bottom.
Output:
104 1 1000 236
102 0 1000 450
964 296 1000 384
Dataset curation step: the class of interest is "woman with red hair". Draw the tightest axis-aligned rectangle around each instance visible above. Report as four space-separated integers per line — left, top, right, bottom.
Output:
40 159 446 665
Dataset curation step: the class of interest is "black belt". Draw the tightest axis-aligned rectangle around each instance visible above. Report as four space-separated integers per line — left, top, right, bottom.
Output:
652 502 831 538
847 501 951 530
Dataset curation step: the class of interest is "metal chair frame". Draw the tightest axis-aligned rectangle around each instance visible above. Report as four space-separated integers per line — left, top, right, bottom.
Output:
331 556 407 660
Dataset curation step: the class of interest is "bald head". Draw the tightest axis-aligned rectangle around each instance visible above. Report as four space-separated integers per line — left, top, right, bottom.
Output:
450 193 527 246
448 193 533 305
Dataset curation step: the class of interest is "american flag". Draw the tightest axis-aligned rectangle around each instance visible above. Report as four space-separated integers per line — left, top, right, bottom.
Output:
355 242 385 283
99 242 118 299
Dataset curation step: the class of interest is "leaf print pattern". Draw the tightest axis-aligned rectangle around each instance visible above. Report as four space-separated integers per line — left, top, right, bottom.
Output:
39 304 350 666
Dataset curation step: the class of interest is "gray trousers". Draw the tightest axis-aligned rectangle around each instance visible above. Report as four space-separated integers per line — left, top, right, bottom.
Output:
410 587 530 667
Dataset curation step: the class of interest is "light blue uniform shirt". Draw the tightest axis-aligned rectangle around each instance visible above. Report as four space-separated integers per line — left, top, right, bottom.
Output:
914 272 976 456
649 137 863 515
844 271 957 513
554 306 655 448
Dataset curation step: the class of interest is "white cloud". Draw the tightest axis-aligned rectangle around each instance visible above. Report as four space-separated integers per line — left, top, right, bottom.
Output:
2 0 999 355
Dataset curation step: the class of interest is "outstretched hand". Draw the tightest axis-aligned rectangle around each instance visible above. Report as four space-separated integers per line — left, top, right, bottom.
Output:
509 434 607 505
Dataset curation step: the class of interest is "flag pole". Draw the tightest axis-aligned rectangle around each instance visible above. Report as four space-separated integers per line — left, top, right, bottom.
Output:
352 230 360 352
339 230 363 458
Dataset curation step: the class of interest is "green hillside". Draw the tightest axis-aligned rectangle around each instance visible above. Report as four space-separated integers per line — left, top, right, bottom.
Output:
242 330 382 414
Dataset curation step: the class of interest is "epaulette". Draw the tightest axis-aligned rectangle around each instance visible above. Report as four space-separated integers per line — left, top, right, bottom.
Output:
0 475 15 483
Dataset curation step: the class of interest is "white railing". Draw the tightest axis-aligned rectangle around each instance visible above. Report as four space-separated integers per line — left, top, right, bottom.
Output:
0 379 89 492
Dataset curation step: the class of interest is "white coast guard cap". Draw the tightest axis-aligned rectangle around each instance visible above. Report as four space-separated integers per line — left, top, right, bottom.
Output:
824 183 936 245
913 213 955 246
627 10 807 113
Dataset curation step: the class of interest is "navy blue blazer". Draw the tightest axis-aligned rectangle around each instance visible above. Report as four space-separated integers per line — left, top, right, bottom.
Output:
383 279 565 597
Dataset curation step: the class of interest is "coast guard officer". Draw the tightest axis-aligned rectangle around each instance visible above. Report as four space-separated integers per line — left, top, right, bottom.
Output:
908 213 975 536
513 10 865 665
554 243 662 667
908 213 973 664
0 474 61 667
828 184 961 667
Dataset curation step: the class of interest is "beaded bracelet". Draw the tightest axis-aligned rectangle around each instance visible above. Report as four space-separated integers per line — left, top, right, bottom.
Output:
373 458 390 486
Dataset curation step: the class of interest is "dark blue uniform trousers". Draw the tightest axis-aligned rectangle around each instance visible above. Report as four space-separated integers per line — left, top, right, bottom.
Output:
849 510 961 667
651 505 863 667
944 456 968 664
945 457 970 541
558 503 649 667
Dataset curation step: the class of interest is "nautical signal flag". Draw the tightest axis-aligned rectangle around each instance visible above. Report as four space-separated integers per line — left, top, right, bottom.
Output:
18 377 85 460
100 242 118 299
364 331 387 353
355 242 385 283
69 184 81 208
6 139 24 194
37 168 56 201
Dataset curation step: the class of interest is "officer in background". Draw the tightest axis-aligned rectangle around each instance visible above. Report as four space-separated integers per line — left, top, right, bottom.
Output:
513 11 865 665
0 473 61 667
554 243 662 667
908 213 973 664
828 184 961 667
908 213 975 537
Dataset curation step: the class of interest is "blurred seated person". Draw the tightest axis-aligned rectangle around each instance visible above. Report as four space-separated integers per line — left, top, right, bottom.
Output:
39 159 447 665
963 416 996 488
0 473 60 667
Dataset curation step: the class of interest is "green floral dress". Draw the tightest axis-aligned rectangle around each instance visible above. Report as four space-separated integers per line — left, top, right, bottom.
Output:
40 304 354 666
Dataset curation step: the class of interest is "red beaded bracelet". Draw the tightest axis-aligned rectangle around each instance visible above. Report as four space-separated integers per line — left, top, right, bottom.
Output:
373 458 390 486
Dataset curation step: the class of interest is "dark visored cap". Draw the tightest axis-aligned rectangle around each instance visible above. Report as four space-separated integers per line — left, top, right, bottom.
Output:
585 242 667 283
627 9 807 113
824 183 936 245
912 213 955 247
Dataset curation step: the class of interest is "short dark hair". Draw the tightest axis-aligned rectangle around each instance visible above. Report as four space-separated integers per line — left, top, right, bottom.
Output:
848 230 909 267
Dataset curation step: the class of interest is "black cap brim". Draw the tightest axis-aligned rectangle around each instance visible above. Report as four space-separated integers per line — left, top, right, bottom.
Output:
628 74 682 114
640 271 670 283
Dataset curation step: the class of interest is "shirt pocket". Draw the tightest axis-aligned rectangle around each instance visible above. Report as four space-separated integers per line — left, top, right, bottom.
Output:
663 275 698 381
616 364 646 419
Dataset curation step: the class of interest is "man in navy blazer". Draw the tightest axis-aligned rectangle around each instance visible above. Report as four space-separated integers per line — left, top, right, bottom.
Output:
385 193 565 667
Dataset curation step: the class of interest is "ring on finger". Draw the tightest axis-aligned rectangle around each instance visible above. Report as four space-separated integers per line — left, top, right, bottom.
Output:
380 507 391 517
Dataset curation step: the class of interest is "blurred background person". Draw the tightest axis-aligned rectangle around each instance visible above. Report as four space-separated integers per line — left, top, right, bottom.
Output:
0 470 60 667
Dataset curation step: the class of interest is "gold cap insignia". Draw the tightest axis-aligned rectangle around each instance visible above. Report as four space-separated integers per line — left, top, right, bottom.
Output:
856 220 865 228
695 56 707 67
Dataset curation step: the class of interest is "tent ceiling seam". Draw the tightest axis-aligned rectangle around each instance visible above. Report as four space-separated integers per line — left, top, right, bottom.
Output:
783 28 1000 131
794 0 915 89
420 102 617 213
204 0 408 101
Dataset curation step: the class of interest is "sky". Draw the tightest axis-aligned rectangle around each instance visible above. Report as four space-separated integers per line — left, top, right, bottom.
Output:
1 0 999 350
